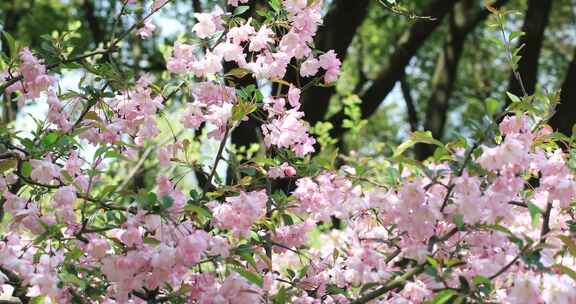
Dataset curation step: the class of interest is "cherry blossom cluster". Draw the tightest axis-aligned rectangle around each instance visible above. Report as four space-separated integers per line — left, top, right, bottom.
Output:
272 115 576 303
3 48 54 105
166 0 340 154
1 0 576 303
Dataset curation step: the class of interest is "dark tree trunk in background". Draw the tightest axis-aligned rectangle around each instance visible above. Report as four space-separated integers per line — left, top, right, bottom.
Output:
82 0 106 46
192 0 202 13
300 0 370 126
328 0 460 141
507 0 553 98
416 0 510 160
549 49 576 136
400 72 418 133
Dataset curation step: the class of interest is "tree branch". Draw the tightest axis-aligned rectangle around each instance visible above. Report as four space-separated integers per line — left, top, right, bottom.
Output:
400 72 418 133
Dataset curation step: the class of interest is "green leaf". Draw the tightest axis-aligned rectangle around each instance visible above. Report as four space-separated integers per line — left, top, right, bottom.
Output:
359 282 381 294
485 97 501 116
479 223 513 235
61 170 73 183
0 159 17 173
2 31 18 59
452 214 465 230
273 287 288 304
235 244 258 269
239 167 257 176
143 237 161 245
269 0 282 12
557 235 576 257
427 256 439 268
426 289 456 304
233 5 250 16
42 132 59 146
185 204 212 220
232 267 263 287
83 111 101 122
472 275 491 286
226 68 251 79
472 275 492 294
22 161 33 177
526 202 542 227
30 296 47 304
506 92 521 103
231 101 257 122
326 284 347 295
509 31 525 41
59 272 83 286
161 195 174 209
394 131 444 158
282 214 294 225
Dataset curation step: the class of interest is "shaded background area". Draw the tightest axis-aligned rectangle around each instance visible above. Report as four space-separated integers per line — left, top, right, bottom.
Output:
1 0 575 161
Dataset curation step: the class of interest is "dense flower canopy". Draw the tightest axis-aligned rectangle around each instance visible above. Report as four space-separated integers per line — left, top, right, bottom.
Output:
0 1 575 304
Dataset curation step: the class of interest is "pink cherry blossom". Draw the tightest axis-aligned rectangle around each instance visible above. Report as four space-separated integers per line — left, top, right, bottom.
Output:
192 7 224 39
268 162 297 179
300 57 320 77
166 42 196 74
137 20 156 39
227 19 255 45
6 48 54 102
318 50 341 83
261 109 316 156
249 26 275 52
288 84 301 108
210 190 268 237
30 158 60 184
228 0 249 6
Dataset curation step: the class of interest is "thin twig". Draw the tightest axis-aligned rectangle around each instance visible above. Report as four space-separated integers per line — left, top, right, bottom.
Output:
489 244 530 279
350 264 426 304
202 126 230 195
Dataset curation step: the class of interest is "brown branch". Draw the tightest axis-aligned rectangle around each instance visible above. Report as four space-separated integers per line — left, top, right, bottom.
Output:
540 202 553 242
400 72 418 133
350 264 426 304
0 266 30 303
203 126 231 195
489 244 530 280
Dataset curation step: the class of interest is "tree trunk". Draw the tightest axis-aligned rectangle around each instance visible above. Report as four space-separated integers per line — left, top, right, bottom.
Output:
300 0 370 126
416 0 509 160
82 0 106 46
507 0 553 98
549 49 576 136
